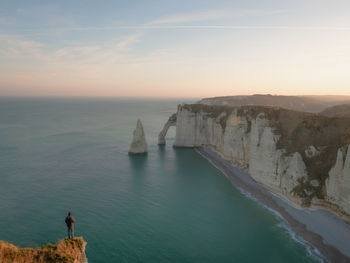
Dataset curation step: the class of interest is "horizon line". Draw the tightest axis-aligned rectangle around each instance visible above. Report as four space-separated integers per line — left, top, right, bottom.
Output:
2 94 350 98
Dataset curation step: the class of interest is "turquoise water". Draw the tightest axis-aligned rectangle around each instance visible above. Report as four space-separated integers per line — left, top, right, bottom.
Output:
0 98 321 263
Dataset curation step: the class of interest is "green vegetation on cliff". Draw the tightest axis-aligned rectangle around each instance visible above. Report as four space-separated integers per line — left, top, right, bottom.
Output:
198 94 350 112
320 104 350 118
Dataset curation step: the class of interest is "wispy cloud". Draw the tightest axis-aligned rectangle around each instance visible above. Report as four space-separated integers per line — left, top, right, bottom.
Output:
0 32 143 69
7 8 288 33
51 34 142 64
0 34 44 59
147 9 286 25
147 10 231 25
33 10 350 33
115 33 143 50
119 25 350 31
13 24 350 33
55 45 101 58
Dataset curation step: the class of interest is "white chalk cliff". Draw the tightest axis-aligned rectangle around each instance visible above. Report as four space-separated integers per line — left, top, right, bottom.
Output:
167 104 350 221
129 119 148 154
326 146 350 215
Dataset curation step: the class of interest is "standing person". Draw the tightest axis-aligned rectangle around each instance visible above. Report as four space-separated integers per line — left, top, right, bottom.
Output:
65 212 76 239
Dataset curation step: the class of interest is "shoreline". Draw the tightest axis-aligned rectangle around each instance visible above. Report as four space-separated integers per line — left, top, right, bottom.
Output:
197 147 350 263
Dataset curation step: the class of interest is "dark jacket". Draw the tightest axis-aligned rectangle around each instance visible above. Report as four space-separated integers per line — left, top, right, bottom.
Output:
65 216 76 228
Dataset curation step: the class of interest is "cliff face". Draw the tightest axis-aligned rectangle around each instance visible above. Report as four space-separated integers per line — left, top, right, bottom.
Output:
326 146 350 216
0 238 87 263
174 104 350 219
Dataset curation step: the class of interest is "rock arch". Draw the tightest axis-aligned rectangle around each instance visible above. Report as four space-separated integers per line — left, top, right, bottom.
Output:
158 113 177 145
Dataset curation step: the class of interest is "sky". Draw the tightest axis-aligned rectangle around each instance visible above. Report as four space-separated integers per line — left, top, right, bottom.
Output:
0 0 350 98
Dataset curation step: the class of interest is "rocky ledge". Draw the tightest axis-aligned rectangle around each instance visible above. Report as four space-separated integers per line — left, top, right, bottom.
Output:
0 237 87 263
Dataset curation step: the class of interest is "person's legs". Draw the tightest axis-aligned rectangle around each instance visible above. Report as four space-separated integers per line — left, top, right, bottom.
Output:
71 227 74 238
68 228 72 239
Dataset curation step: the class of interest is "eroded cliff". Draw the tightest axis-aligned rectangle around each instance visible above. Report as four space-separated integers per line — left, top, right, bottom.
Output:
0 238 87 263
172 103 350 220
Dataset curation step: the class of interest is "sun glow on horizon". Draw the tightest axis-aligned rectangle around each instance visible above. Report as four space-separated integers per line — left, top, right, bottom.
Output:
1 0 350 97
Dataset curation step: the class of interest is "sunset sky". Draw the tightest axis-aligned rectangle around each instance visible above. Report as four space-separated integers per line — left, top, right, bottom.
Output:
1 0 350 97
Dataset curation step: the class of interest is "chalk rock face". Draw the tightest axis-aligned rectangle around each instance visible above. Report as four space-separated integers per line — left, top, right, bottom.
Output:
174 105 308 204
129 119 148 154
158 113 177 145
326 146 350 215
171 103 350 219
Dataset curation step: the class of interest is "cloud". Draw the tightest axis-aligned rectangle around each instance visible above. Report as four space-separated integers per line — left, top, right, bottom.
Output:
147 10 231 25
115 33 143 50
6 9 288 33
0 31 144 72
0 34 45 59
120 25 350 31
50 33 143 64
146 9 286 25
55 46 101 58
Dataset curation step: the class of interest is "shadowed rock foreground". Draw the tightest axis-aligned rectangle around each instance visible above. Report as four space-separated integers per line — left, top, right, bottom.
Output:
0 237 87 263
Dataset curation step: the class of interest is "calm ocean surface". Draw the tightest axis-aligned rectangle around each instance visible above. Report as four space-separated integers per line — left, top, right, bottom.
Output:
0 98 321 263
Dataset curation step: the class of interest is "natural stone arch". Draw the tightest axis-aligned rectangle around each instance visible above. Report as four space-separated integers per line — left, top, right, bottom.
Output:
158 113 177 145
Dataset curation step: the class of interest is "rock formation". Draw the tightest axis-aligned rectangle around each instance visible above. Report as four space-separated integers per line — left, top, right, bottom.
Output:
129 119 148 154
0 237 87 263
165 103 350 221
158 113 176 145
326 146 350 216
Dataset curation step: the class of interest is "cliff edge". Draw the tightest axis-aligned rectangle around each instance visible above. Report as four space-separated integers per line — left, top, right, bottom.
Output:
169 103 350 222
0 237 87 263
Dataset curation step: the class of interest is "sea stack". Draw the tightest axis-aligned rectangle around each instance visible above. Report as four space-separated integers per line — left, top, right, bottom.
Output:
129 119 148 154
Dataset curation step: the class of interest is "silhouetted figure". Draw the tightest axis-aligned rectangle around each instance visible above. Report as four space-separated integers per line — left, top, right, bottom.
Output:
65 212 76 239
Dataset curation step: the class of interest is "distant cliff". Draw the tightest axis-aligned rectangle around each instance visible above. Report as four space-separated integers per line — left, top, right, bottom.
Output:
170 103 350 222
198 94 350 113
0 238 87 263
320 104 350 118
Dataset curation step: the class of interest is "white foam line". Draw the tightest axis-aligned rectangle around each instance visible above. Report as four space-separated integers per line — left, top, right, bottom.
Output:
196 149 327 262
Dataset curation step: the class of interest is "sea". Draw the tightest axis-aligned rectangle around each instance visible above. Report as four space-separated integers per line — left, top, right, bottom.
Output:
0 97 323 263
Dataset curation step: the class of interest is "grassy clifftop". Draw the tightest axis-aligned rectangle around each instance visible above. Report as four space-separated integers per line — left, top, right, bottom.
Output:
320 104 350 118
0 237 87 263
198 94 350 112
